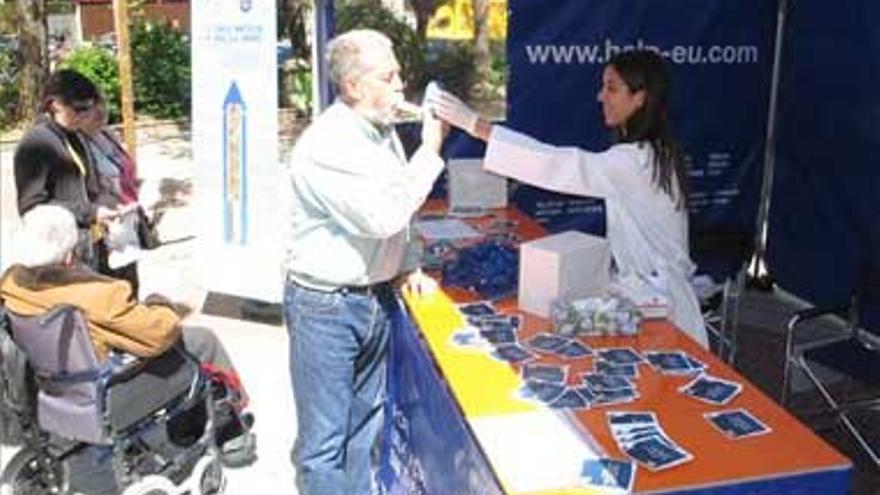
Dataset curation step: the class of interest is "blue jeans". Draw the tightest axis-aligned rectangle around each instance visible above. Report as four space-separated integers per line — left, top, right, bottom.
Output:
284 282 395 495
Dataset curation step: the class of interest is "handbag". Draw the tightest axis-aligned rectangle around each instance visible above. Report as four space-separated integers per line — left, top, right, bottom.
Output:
136 207 162 250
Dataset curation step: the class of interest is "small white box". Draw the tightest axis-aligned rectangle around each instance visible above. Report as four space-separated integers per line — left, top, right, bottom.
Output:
518 231 611 317
447 158 507 215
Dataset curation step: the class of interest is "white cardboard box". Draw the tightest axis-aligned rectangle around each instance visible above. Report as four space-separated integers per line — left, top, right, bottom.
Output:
447 158 508 215
518 231 611 317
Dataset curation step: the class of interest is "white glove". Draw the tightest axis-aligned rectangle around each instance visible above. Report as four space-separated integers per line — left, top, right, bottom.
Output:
425 85 479 135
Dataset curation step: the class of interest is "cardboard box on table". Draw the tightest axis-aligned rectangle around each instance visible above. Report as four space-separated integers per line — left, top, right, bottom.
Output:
518 231 611 317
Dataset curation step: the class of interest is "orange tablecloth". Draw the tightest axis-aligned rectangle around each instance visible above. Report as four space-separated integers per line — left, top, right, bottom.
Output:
407 203 850 494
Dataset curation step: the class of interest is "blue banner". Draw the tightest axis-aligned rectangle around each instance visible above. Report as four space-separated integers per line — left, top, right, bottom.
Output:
503 0 777 277
768 0 880 327
377 303 503 495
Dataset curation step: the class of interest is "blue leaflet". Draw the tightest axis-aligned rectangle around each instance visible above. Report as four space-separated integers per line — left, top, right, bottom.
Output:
441 241 519 300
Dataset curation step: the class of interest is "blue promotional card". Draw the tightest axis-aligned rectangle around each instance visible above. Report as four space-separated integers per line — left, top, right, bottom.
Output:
458 301 496 317
525 332 570 352
519 379 566 403
492 343 535 363
645 351 696 374
596 360 639 378
522 363 567 383
549 388 589 410
624 437 693 471
583 373 632 392
705 409 771 439
680 375 742 405
480 327 517 345
581 458 635 493
597 348 644 365
554 339 593 359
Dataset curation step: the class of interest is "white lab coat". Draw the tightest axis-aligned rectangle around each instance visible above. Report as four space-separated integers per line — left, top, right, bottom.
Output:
484 126 707 347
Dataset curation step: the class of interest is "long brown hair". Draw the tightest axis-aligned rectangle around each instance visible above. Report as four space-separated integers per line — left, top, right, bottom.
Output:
607 50 687 209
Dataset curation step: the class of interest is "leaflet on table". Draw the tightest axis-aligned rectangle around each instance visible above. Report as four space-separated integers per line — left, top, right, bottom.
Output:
417 218 481 240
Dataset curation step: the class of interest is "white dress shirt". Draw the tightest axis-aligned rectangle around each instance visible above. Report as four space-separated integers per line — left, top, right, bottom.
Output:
484 126 707 347
283 101 445 290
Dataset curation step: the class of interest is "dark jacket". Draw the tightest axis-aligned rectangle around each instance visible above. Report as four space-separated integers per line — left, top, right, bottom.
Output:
13 114 115 228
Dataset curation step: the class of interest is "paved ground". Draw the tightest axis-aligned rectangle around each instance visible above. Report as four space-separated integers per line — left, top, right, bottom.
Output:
1 121 300 493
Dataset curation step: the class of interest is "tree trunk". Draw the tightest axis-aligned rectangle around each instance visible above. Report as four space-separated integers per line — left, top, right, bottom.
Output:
278 0 311 60
16 0 48 123
412 4 431 39
471 0 491 99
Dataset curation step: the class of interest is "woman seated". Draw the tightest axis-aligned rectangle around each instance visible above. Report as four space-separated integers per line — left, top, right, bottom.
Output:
0 204 256 469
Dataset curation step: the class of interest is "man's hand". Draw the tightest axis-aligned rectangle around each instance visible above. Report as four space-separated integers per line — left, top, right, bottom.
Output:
401 269 439 299
425 88 480 136
420 102 448 153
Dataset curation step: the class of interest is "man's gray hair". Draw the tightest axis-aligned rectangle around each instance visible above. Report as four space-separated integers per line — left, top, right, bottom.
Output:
15 205 79 268
326 29 393 87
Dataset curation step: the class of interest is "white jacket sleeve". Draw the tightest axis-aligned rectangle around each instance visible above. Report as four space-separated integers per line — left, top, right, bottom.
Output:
294 143 444 239
483 126 642 200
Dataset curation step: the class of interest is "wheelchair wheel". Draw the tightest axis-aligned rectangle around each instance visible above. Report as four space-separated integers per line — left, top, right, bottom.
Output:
119 475 176 495
0 447 70 495
188 455 225 495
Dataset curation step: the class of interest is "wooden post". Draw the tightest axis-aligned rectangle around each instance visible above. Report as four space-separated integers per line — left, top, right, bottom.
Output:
112 0 137 159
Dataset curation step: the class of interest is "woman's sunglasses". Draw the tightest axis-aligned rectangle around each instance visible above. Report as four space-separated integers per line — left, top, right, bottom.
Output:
70 100 96 113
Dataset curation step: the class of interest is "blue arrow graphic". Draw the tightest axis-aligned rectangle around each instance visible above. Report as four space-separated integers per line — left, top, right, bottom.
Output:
222 81 248 245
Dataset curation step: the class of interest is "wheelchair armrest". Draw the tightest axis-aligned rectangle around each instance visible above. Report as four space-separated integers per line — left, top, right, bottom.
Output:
104 351 156 386
786 305 850 334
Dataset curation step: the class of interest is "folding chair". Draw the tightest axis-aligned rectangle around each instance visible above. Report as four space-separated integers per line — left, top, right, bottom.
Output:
781 268 880 467
690 230 752 364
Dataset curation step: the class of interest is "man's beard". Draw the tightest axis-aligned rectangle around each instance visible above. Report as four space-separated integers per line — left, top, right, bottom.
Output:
362 105 396 128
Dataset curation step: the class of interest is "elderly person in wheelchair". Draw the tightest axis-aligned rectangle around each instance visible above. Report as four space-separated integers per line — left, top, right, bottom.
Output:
0 205 256 494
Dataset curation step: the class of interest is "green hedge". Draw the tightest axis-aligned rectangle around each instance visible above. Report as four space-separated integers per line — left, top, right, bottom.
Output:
56 20 190 123
0 48 19 129
130 20 190 119
334 0 476 102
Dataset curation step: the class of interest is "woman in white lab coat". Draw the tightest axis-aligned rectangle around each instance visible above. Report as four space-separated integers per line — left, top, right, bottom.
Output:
429 50 707 347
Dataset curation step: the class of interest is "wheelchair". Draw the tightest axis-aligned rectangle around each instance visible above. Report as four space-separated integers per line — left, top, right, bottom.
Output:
0 303 231 495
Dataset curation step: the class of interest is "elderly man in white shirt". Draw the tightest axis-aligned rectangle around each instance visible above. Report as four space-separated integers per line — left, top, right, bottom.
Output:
282 29 446 495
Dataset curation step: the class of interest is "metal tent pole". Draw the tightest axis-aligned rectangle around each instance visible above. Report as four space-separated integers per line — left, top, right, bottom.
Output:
750 0 790 283
311 0 334 113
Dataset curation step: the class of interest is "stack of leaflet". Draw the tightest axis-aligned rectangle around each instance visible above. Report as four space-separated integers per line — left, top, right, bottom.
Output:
451 302 533 362
550 295 641 337
607 412 694 471
611 274 670 320
442 242 519 300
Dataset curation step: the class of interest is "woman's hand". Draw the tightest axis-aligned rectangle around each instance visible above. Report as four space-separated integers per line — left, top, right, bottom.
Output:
425 88 484 138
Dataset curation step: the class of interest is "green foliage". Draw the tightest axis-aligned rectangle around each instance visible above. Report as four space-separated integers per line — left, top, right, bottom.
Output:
486 42 507 96
335 1 426 99
0 4 17 34
423 41 475 103
130 20 190 119
60 45 121 122
334 0 476 103
0 48 19 129
289 65 313 115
